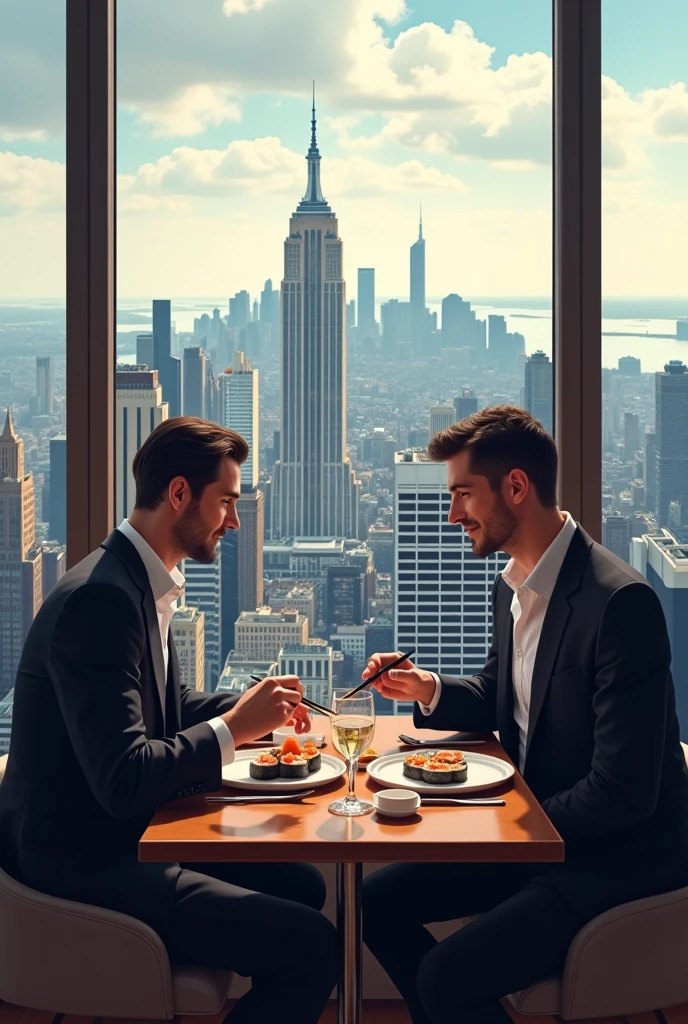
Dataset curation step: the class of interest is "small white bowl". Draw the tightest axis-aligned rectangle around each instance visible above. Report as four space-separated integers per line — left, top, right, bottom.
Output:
373 788 421 818
272 725 326 747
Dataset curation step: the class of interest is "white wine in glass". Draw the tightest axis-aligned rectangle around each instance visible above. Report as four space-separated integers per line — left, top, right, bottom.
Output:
328 689 375 817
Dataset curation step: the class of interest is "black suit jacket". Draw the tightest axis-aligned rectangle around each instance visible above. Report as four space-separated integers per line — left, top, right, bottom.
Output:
415 526 688 872
0 529 239 887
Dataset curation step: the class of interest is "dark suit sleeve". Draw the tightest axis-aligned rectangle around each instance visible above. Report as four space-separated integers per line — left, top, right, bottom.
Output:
179 686 239 728
47 581 224 819
542 582 671 840
412 579 500 732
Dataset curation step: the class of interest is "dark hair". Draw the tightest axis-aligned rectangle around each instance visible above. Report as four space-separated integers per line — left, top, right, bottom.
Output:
132 417 249 511
427 405 558 507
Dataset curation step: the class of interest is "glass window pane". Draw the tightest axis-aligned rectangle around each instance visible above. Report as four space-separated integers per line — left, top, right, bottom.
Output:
602 0 688 737
0 2 65 735
116 0 551 707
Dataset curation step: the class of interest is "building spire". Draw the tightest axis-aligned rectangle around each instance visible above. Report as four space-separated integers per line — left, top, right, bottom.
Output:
418 203 423 241
2 407 16 439
310 80 317 152
296 81 332 216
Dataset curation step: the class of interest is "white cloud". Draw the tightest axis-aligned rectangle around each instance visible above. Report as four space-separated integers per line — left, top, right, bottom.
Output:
123 84 241 138
223 0 275 14
0 151 64 214
118 136 468 203
0 127 46 143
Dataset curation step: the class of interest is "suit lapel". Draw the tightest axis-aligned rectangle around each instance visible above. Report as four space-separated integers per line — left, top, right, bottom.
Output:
102 529 167 728
167 627 182 733
524 527 593 764
142 588 167 729
495 579 519 765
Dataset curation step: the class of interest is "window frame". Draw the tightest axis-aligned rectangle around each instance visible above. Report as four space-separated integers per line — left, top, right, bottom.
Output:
64 0 603 554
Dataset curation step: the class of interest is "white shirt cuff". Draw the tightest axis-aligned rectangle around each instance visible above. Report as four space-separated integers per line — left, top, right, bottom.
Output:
418 673 442 716
207 717 235 766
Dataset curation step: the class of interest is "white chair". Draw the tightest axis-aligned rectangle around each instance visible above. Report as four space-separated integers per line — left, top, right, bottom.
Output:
0 753 233 1018
506 740 688 1018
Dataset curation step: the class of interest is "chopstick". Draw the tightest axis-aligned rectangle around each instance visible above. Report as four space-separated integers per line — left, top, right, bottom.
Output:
249 675 336 718
340 648 416 700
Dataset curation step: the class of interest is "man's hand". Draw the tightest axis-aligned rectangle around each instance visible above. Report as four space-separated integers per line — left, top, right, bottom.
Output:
362 653 436 707
221 675 310 747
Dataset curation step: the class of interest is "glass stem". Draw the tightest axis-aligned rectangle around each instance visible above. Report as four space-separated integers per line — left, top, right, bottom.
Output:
346 757 358 802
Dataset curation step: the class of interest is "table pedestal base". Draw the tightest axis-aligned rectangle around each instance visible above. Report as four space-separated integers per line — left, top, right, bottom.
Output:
337 861 362 1024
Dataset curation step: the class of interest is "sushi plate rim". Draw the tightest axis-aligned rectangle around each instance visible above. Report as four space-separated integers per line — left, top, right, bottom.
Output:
221 748 347 792
367 750 515 795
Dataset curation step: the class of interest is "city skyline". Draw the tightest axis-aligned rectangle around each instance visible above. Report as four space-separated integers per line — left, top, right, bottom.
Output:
5 1 688 297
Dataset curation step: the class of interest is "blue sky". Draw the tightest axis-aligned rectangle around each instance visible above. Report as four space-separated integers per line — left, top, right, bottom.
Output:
1 0 688 299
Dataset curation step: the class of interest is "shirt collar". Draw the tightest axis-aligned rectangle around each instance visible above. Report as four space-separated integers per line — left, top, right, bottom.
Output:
502 512 577 600
117 519 185 605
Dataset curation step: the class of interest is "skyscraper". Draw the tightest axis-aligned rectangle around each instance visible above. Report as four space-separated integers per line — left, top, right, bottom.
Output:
394 448 508 713
410 206 426 352
655 361 688 526
269 94 360 539
220 351 259 491
441 294 470 348
602 512 632 562
619 356 641 377
454 388 479 421
184 556 222 692
260 279 280 348
229 290 251 330
430 404 455 437
115 366 168 521
524 351 553 435
35 357 53 415
152 299 182 417
0 410 42 697
48 434 66 545
357 268 375 338
136 333 154 370
172 606 205 691
183 346 208 419
624 412 640 463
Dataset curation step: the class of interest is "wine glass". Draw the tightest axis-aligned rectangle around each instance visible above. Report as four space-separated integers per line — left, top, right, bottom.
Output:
328 688 376 817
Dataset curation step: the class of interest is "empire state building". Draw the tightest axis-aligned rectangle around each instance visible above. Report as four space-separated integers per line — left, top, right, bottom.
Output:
269 96 360 539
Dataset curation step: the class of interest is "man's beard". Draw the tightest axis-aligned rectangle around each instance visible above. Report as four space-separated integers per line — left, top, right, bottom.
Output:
172 500 220 564
465 491 517 557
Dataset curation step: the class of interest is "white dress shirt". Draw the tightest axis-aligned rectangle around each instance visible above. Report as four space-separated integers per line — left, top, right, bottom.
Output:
420 513 577 773
117 520 234 766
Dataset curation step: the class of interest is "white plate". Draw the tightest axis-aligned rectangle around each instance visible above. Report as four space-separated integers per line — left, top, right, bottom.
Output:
367 750 514 796
222 748 346 792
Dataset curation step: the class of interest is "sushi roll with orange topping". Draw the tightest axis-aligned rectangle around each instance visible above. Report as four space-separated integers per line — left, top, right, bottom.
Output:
421 760 456 785
403 753 430 780
249 753 279 780
433 749 465 764
301 744 322 774
279 752 309 779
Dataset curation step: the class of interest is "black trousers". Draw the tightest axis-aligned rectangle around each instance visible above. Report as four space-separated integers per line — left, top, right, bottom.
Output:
362 859 688 1024
29 859 338 1024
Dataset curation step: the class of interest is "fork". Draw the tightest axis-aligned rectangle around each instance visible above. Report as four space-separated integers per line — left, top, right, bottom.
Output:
420 797 506 806
398 733 486 748
206 789 316 804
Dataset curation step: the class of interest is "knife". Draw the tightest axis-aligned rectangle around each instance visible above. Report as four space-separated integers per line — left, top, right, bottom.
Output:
206 789 315 804
420 797 506 806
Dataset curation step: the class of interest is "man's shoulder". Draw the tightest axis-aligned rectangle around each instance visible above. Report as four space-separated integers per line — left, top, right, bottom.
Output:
585 538 649 594
42 542 140 616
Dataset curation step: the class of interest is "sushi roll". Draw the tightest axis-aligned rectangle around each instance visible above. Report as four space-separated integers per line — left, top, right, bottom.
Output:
280 736 302 757
433 749 465 764
452 759 468 783
249 753 279 780
301 745 322 774
403 753 429 780
421 760 456 785
279 753 309 779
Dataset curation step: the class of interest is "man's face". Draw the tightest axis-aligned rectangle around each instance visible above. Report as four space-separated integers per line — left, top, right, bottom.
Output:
172 457 241 564
446 450 517 557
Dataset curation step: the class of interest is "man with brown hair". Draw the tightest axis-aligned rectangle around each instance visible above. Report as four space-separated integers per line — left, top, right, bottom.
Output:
0 417 338 1024
362 406 688 1024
